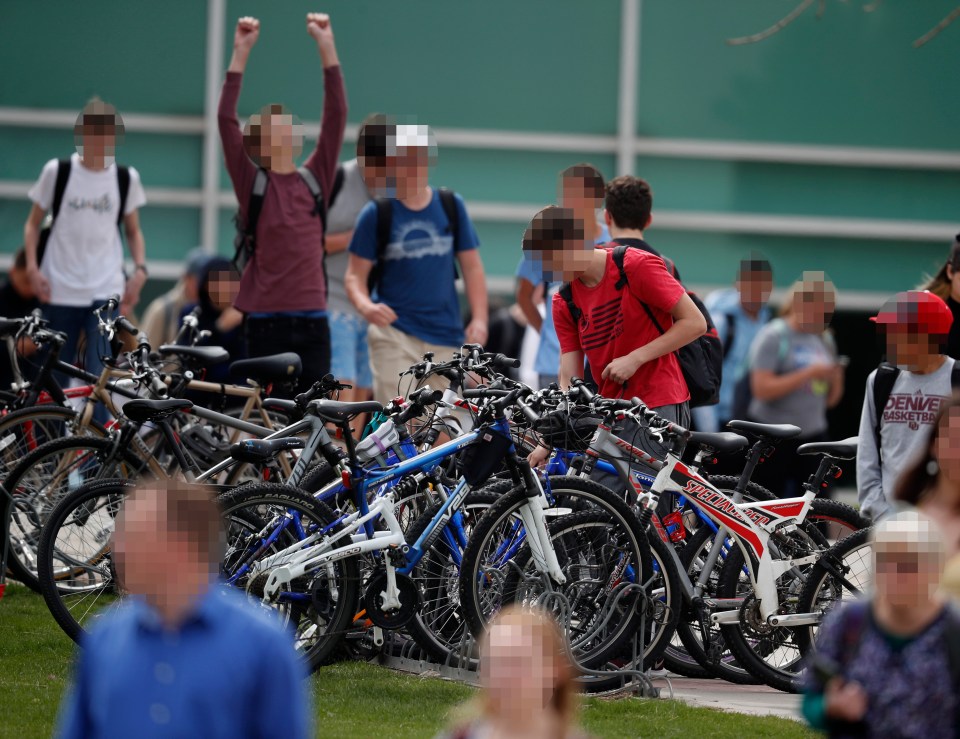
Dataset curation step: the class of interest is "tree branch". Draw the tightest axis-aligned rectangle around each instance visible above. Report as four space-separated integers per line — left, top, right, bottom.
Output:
727 0 818 46
914 4 960 47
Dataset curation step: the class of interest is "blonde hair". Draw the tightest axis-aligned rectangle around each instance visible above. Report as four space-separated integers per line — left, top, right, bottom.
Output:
779 271 837 318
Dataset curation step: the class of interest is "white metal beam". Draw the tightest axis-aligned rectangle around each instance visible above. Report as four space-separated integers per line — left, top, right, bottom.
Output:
616 0 641 176
4 106 960 170
200 0 227 252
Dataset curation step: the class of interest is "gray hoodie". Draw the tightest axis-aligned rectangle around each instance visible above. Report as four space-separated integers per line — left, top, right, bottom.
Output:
857 357 955 521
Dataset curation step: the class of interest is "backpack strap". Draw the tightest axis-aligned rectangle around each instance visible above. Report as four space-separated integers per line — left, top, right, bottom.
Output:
366 197 394 293
873 362 901 461
296 166 327 240
611 244 630 290
438 187 461 281
245 168 270 242
722 312 736 356
116 165 130 228
51 158 72 220
943 607 960 719
951 360 960 391
558 283 581 324
328 163 345 209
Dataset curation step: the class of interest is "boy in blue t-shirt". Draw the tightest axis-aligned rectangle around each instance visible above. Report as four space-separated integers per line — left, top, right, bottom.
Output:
345 121 488 402
516 163 609 388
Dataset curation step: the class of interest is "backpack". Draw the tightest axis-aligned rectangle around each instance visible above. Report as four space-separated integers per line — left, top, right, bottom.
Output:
872 359 960 462
232 166 327 274
37 158 131 266
367 187 461 293
558 243 723 407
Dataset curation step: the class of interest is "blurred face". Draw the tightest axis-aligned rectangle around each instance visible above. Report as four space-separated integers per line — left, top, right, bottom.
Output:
934 407 960 485
736 270 773 313
113 491 168 596
482 620 557 720
77 123 117 163
874 543 941 608
392 146 429 198
884 325 938 370
793 286 835 332
206 269 239 311
260 113 302 169
560 178 602 221
947 265 960 301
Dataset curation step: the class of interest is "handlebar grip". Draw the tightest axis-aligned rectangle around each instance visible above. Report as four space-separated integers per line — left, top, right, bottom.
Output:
116 316 139 337
516 398 540 424
492 353 521 369
462 388 512 399
149 373 168 398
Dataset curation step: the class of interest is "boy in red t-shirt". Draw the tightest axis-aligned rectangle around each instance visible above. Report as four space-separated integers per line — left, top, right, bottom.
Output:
525 183 705 467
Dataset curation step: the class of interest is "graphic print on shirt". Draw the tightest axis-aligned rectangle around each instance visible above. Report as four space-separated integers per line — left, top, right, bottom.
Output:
579 297 623 352
883 389 949 432
790 342 831 397
67 193 114 214
384 220 452 262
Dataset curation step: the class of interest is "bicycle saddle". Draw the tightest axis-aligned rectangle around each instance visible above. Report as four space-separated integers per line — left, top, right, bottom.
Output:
726 420 802 441
159 344 230 367
262 398 298 415
230 353 302 383
310 398 383 422
230 437 305 464
797 437 858 460
687 431 749 455
123 398 193 424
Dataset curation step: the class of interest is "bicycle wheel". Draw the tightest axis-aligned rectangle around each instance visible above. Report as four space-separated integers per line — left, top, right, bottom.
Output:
37 478 136 643
404 491 501 663
458 477 667 670
4 434 145 591
0 404 106 476
794 528 873 655
216 482 360 671
714 498 866 692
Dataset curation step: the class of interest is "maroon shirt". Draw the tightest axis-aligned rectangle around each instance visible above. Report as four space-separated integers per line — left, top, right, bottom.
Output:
218 67 347 313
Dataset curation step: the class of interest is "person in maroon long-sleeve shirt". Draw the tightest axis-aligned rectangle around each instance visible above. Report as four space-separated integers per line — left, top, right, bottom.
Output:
218 14 347 392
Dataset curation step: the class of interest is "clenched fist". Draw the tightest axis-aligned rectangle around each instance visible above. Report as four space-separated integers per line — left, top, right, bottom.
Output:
306 13 333 43
234 16 260 52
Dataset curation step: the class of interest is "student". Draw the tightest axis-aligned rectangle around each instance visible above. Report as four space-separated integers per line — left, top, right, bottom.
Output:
345 121 488 403
692 255 773 432
802 509 960 737
219 14 346 392
56 479 310 739
0 248 40 390
747 273 844 498
23 99 148 376
859 290 957 522
516 163 609 389
324 137 376 433
921 232 960 359
526 205 706 468
141 247 210 348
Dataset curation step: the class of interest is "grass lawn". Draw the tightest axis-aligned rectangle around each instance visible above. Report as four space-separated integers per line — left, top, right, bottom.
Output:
0 584 817 738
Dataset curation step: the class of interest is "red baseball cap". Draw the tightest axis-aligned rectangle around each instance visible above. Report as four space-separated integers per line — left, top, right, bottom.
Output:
871 290 953 335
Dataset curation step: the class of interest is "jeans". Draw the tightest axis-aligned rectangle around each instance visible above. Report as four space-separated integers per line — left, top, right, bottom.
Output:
329 311 372 388
244 315 331 395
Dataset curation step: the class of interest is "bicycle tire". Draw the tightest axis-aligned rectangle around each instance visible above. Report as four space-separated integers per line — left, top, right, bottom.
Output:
4 434 145 591
403 491 501 664
794 527 873 655
714 498 866 692
37 478 137 643
216 482 360 671
458 476 666 669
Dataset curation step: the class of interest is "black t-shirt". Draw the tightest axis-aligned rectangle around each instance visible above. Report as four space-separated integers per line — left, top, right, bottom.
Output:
0 280 39 389
948 297 960 361
608 237 682 282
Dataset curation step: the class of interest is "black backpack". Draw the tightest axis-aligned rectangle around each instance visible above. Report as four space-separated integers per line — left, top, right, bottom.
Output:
37 159 131 266
367 188 460 293
872 360 960 461
559 244 723 407
232 167 327 274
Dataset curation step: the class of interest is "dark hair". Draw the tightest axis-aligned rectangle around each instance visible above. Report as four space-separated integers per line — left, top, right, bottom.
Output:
522 206 585 253
604 175 653 230
13 248 27 271
357 113 393 161
560 163 605 200
895 393 960 506
737 253 773 279
145 479 225 566
921 234 960 301
73 98 123 137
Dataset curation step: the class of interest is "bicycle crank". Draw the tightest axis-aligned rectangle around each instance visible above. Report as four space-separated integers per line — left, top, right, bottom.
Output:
362 571 420 629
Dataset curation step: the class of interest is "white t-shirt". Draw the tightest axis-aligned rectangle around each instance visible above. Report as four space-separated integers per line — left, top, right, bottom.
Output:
28 153 147 306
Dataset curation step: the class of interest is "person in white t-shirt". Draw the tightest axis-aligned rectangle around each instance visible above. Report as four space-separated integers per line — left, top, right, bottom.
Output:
22 99 147 379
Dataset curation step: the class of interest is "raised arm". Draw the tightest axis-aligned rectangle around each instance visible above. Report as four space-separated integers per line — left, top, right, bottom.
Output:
304 13 347 205
219 17 260 196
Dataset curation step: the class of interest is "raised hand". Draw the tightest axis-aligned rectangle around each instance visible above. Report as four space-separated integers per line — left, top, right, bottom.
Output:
234 16 260 53
306 13 339 67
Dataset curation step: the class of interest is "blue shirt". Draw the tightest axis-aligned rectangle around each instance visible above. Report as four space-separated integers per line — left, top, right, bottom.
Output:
697 287 771 429
56 585 310 739
516 223 609 377
349 189 479 346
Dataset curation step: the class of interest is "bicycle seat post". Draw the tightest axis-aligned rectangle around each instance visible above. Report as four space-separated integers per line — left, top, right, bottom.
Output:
803 454 838 497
